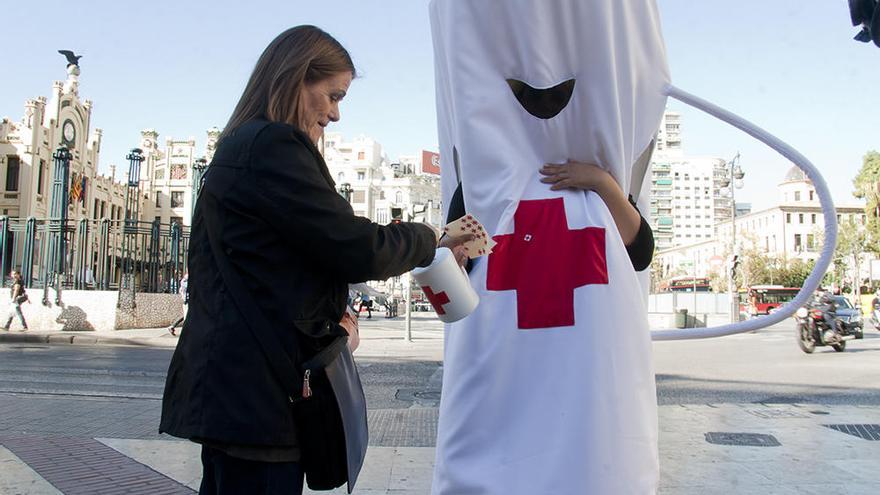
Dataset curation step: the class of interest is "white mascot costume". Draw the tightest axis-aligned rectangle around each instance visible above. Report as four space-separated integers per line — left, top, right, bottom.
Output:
428 0 837 493
430 0 666 493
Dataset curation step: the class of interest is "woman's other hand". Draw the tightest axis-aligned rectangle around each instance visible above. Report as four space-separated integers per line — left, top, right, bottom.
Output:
340 308 360 352
539 160 614 193
438 233 475 268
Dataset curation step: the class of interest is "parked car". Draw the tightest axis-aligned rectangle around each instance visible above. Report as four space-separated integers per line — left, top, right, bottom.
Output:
832 295 864 339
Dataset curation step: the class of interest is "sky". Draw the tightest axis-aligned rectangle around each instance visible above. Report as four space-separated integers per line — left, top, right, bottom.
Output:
2 1 878 211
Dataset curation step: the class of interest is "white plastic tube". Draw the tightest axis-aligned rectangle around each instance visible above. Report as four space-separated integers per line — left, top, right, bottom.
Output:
650 85 838 341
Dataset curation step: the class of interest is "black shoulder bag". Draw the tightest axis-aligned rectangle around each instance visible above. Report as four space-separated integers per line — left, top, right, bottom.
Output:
202 203 368 493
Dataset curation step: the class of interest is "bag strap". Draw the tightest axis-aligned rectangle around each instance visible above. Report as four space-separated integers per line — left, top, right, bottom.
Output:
201 201 304 400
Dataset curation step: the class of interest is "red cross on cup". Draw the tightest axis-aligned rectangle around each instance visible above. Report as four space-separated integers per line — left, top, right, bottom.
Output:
487 198 608 329
421 286 451 315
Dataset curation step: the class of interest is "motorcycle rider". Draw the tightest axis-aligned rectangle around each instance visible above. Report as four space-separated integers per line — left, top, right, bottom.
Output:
814 289 839 333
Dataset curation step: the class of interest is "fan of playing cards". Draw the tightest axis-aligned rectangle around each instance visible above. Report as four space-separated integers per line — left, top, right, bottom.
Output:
443 214 496 258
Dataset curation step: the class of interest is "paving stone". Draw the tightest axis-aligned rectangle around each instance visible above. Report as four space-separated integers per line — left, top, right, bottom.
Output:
0 435 194 494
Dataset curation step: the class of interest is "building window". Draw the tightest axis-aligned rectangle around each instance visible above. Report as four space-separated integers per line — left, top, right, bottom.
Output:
170 216 183 226
376 208 388 223
5 155 20 191
171 191 185 208
798 213 804 224
809 190 814 201
37 159 45 195
352 190 365 203
794 191 801 201
807 234 815 250
357 151 365 160
379 190 385 200
156 192 161 208
395 191 403 204
786 213 791 223
811 214 816 224
794 234 802 251
337 172 345 182
154 216 162 224
357 171 365 181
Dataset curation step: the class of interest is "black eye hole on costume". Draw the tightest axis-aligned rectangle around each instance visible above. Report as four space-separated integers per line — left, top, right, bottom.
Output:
506 78 576 119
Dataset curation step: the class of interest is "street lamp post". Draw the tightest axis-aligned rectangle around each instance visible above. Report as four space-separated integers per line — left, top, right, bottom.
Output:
721 153 744 322
118 148 144 309
44 146 72 305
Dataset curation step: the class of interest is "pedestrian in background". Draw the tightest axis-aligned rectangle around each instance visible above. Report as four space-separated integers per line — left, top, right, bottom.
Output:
3 270 29 332
357 292 372 319
167 272 188 336
159 25 470 495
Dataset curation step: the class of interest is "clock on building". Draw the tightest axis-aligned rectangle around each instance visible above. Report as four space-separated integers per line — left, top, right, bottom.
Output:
62 119 76 147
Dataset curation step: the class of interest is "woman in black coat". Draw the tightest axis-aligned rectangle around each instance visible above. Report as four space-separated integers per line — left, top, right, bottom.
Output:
160 25 468 494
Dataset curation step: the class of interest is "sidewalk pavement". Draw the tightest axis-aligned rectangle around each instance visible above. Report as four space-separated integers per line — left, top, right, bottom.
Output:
2 315 879 494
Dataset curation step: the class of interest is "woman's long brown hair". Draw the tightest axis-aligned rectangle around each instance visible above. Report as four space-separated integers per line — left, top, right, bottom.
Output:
219 26 355 142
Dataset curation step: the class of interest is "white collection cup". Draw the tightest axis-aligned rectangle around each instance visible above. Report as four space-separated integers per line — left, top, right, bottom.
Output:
411 247 479 323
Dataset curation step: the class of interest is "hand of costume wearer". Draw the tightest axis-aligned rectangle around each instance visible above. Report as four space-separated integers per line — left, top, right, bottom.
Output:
539 160 613 192
439 233 476 268
340 309 360 352
540 160 641 245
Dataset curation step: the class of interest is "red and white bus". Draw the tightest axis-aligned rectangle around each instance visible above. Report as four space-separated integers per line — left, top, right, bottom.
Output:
743 285 800 316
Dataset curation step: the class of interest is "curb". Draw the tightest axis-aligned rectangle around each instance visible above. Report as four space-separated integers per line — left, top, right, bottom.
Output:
0 331 176 348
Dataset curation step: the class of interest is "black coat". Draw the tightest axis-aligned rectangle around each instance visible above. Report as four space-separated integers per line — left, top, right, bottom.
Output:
160 120 436 447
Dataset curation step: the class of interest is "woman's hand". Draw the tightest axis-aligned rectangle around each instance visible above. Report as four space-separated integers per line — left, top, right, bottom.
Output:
539 160 614 193
439 233 475 268
340 308 360 352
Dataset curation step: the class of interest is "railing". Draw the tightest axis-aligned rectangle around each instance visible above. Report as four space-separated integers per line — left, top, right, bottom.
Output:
0 215 189 294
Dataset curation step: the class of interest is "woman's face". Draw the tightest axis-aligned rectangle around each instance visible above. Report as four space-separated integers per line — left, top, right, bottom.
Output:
299 71 353 143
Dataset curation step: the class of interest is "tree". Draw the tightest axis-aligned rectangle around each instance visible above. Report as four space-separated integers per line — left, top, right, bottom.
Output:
815 215 868 294
732 232 774 288
834 217 868 295
775 258 815 289
852 150 880 254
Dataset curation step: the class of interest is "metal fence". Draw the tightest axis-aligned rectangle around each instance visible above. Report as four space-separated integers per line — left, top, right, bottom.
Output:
0 215 189 295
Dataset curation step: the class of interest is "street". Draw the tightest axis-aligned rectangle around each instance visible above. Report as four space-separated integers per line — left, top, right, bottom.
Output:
1 317 879 494
2 319 879 441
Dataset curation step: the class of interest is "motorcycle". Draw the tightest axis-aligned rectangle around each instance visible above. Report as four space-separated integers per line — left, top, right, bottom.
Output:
795 304 861 354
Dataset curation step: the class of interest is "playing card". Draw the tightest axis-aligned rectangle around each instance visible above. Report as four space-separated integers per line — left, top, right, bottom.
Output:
443 214 496 258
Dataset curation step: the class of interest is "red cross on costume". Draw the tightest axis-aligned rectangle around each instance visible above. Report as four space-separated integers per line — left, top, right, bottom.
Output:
422 286 451 315
487 197 608 329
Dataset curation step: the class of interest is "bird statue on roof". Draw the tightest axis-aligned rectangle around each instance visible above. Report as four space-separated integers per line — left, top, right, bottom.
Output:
58 50 82 68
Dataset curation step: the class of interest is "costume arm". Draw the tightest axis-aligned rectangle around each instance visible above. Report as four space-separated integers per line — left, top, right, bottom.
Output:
447 182 653 272
624 196 655 272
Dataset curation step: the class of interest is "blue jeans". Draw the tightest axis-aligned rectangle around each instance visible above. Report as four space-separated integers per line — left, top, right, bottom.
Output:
199 445 304 495
4 303 27 330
